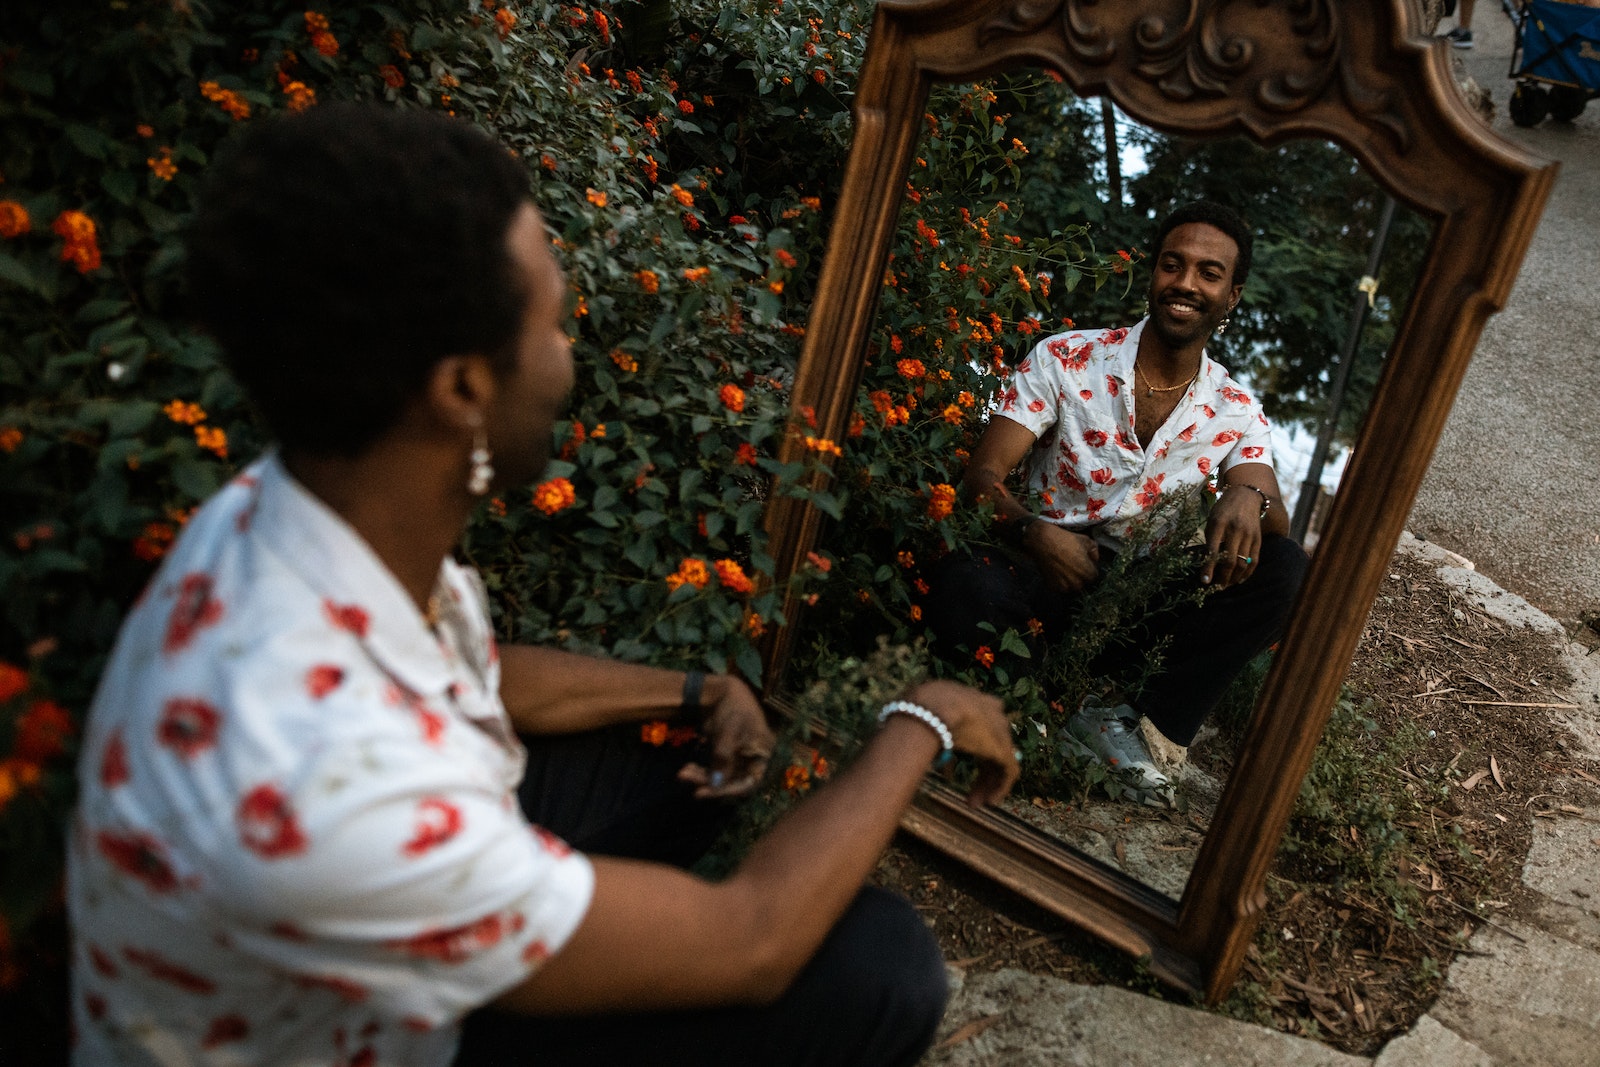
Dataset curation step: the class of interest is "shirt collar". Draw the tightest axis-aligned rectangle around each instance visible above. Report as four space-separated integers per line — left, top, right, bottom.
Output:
1106 319 1146 384
1110 317 1224 403
248 452 457 699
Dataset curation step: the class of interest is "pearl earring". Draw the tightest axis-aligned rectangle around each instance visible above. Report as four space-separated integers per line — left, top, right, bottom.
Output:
467 426 494 496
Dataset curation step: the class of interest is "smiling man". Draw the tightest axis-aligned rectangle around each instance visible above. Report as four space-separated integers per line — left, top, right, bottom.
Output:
926 201 1308 801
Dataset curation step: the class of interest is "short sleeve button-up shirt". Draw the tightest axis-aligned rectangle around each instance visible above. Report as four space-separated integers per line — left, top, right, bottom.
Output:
995 318 1274 548
68 453 594 1067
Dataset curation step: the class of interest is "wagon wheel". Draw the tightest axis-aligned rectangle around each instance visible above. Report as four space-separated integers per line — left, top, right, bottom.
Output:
1509 83 1550 127
1549 85 1588 122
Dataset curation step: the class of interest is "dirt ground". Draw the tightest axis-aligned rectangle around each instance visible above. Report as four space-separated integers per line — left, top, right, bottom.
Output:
875 552 1600 1056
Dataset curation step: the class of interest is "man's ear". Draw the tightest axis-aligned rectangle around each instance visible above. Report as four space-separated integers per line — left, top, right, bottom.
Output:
424 354 499 434
1228 284 1243 312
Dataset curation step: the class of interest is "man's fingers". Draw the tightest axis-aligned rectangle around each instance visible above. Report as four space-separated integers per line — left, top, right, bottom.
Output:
677 761 761 800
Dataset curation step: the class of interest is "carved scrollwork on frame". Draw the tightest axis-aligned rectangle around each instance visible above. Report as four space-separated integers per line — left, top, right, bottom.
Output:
979 0 1410 151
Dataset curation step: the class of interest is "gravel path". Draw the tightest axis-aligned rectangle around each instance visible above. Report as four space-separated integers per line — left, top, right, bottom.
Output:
1406 8 1600 622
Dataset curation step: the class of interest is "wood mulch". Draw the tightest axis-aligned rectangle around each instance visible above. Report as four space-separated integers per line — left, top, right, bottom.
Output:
874 549 1600 1055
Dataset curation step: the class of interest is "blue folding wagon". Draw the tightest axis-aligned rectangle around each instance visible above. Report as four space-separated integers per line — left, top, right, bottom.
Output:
1503 0 1600 126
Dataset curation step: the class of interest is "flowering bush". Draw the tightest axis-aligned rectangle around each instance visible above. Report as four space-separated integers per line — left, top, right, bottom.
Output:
0 0 1135 1018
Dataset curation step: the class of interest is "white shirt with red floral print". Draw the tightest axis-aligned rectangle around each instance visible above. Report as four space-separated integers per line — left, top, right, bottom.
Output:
68 453 594 1067
995 318 1275 549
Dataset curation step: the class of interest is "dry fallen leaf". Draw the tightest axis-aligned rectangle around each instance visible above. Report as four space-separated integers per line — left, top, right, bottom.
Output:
1114 839 1127 865
1461 769 1490 791
936 1013 1005 1051
1491 754 1506 790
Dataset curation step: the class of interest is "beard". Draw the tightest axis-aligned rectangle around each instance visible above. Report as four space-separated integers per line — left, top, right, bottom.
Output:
1146 290 1228 350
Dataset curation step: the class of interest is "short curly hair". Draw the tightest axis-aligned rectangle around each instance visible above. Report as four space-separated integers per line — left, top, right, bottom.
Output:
186 103 533 456
1151 200 1254 286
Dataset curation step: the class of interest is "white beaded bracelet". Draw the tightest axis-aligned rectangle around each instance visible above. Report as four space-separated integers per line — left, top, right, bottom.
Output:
878 700 954 761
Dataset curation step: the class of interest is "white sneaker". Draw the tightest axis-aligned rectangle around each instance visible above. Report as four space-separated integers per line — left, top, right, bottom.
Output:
1066 701 1173 799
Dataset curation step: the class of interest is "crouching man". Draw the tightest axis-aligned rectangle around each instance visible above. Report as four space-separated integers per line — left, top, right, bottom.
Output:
67 104 1016 1067
926 202 1306 802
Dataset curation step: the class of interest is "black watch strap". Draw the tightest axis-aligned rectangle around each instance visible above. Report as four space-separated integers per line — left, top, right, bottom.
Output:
680 670 707 717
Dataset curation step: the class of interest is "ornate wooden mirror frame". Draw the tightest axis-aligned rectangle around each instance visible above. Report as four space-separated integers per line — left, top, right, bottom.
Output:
757 0 1557 1000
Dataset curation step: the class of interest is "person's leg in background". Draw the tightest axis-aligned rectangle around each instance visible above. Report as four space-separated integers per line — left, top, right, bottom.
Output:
922 548 1075 664
1125 533 1310 748
1442 0 1476 48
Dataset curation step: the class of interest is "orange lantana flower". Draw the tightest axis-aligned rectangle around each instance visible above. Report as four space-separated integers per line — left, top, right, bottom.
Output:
163 400 206 426
283 80 317 112
665 558 711 591
52 210 101 273
532 476 577 516
718 383 745 413
0 201 30 239
194 425 228 459
714 559 754 595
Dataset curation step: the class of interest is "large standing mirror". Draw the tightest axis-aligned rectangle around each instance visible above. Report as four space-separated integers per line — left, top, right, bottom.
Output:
757 0 1555 1000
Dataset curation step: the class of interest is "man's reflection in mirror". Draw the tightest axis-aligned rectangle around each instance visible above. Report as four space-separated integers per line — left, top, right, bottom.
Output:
925 202 1308 804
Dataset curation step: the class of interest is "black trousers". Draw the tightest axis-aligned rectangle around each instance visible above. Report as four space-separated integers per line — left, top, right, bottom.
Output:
923 534 1308 747
453 724 949 1067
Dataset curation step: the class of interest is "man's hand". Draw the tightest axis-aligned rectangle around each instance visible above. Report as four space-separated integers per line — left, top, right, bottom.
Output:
677 676 775 801
1023 523 1101 594
903 679 1019 807
1202 486 1263 589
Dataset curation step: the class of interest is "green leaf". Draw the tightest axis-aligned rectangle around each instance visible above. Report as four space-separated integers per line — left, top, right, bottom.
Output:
623 537 657 571
75 299 132 326
107 401 159 437
66 123 114 161
999 630 1032 658
24 549 89 576
5 64 54 97
0 252 40 294
171 458 223 502
101 170 139 206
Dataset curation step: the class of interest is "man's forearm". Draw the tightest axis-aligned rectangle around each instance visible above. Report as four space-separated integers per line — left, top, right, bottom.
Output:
498 645 722 735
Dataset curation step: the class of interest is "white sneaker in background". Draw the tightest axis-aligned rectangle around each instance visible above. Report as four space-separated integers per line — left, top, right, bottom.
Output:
1066 701 1173 801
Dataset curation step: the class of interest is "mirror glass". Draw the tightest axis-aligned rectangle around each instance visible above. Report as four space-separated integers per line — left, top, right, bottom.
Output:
777 73 1429 900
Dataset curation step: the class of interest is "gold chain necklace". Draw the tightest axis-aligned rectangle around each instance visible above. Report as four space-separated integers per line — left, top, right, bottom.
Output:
1133 361 1198 399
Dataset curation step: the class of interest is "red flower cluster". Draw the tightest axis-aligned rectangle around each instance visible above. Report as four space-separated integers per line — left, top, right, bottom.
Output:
0 201 31 238
52 210 101 274
714 558 754 595
304 11 339 57
1 666 73 816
